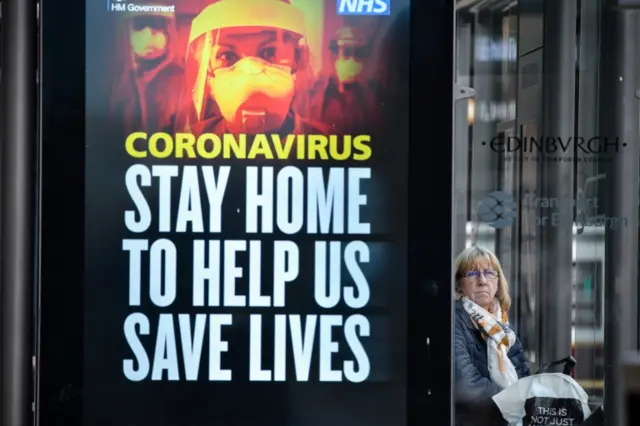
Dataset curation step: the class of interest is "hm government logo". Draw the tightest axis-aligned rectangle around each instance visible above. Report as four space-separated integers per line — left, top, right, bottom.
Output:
477 191 517 229
337 0 390 15
109 0 176 13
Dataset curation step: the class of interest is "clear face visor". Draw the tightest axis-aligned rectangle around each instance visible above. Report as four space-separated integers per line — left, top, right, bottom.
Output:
177 28 308 133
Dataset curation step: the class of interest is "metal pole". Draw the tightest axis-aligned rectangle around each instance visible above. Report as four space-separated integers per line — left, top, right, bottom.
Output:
0 0 37 425
539 0 576 365
599 6 640 426
470 10 499 227
453 22 472 254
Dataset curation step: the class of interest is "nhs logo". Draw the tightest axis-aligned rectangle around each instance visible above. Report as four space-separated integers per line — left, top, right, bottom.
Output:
337 0 390 15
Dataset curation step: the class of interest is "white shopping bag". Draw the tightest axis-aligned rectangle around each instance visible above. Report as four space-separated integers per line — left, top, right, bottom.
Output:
488 342 520 390
492 357 591 426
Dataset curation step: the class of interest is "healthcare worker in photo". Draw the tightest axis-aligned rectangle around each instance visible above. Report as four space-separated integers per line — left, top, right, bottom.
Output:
175 0 330 136
308 24 384 134
109 7 184 134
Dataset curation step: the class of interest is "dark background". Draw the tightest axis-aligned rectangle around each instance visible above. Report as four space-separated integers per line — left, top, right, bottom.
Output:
38 0 454 425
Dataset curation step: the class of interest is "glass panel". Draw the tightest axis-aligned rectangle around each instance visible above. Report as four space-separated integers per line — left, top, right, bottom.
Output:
453 0 621 424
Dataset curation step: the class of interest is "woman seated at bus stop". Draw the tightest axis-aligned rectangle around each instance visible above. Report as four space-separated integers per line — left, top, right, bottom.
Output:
454 246 531 425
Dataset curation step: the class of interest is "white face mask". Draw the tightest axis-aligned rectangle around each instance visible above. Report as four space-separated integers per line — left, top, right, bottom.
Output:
210 56 295 133
130 27 168 60
335 58 364 84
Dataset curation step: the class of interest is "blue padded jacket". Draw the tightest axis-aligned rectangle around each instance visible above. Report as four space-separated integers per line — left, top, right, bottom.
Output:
454 299 531 425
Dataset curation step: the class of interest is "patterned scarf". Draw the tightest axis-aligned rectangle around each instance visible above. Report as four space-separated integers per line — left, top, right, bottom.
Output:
462 296 519 389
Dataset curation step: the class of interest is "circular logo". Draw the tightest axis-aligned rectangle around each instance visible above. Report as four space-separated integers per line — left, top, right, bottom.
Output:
477 191 517 229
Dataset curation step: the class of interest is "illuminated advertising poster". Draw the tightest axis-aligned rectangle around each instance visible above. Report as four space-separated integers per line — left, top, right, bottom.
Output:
85 0 408 424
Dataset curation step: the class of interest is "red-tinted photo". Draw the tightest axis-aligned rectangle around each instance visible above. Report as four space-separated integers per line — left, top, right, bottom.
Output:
107 0 400 137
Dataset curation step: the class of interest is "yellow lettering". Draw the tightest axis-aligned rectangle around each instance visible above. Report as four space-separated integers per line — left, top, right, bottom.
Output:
196 134 221 159
329 135 351 160
149 133 173 159
296 135 306 159
223 134 246 159
353 135 372 160
175 133 196 158
308 135 329 160
125 132 147 158
272 134 296 159
248 135 275 159
123 132 372 160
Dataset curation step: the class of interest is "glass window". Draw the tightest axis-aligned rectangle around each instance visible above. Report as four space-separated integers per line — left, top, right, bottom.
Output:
452 0 636 424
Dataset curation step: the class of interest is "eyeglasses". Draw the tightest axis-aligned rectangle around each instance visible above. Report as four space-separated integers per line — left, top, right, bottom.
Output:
462 269 498 280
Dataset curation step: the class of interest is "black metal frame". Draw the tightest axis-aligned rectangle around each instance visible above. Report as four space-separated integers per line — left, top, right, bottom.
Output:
408 1 454 425
36 0 85 425
599 5 640 426
1 1 38 426
35 0 455 425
